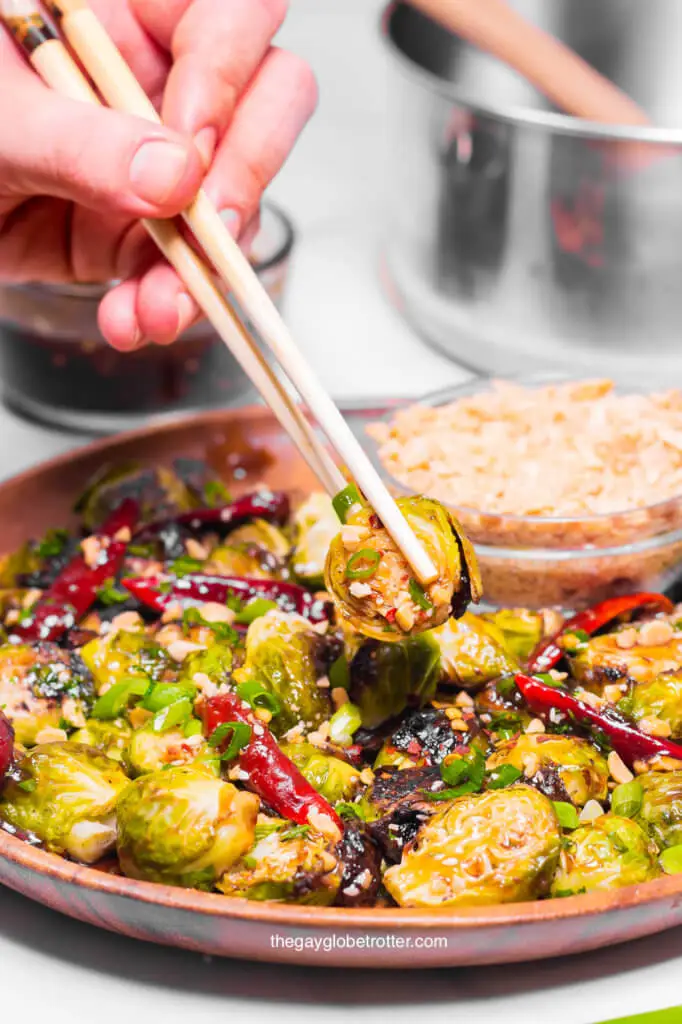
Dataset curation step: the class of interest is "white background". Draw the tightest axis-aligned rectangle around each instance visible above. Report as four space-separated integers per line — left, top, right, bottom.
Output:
0 2 680 1021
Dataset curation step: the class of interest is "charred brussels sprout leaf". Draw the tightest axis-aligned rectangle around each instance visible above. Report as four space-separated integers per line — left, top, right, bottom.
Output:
374 705 462 769
0 643 93 746
430 613 519 689
233 611 332 735
486 735 609 808
76 463 195 532
384 785 561 907
349 633 441 730
0 742 128 862
634 770 682 850
325 496 481 643
116 766 259 889
551 814 660 897
291 493 340 590
281 741 361 804
218 818 343 904
333 820 383 907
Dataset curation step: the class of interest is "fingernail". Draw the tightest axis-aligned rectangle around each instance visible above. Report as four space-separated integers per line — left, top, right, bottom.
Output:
176 292 196 338
193 127 218 170
129 140 193 206
220 208 242 239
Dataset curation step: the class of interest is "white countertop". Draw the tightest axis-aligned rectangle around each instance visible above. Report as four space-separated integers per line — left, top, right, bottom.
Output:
0 2 681 1021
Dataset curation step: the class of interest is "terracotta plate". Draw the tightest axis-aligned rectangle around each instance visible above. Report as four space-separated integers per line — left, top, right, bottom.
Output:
1 405 682 968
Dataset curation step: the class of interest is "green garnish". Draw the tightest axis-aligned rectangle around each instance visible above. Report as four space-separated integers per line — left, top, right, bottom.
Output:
142 682 196 714
169 555 204 577
234 598 278 626
208 721 252 761
235 679 282 716
328 702 362 746
486 764 523 790
533 673 563 688
17 779 37 793
345 549 381 581
181 606 238 644
152 698 193 734
328 654 350 692
552 801 580 830
429 750 486 799
183 718 203 739
203 480 231 507
36 529 69 559
610 780 643 819
254 822 280 841
96 577 129 606
281 825 312 841
332 483 362 523
408 578 432 611
660 844 682 875
335 801 365 821
91 676 149 720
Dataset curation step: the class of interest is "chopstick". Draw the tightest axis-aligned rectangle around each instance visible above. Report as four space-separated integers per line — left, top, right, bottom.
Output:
1 1 341 497
44 0 440 584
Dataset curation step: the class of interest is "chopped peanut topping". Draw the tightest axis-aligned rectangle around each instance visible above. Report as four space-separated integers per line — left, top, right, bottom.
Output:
185 538 209 561
615 628 638 649
80 535 103 568
455 691 474 708
199 602 236 625
638 619 674 647
395 603 415 632
579 800 604 824
638 716 672 738
608 751 634 784
341 525 369 551
166 640 207 662
113 527 132 543
35 727 68 745
331 687 349 710
349 581 372 599
525 718 546 735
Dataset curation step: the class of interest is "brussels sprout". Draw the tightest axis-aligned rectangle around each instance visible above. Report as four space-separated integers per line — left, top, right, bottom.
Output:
480 608 546 663
334 820 383 907
218 818 343 904
77 462 195 532
430 613 519 689
280 742 361 803
124 724 215 777
349 633 441 730
383 785 561 907
475 677 533 741
291 493 339 589
634 770 682 849
325 496 481 643
571 631 682 690
71 719 132 762
627 673 682 738
205 546 272 579
81 630 173 694
117 766 259 889
0 742 128 862
486 735 609 808
373 705 468 770
233 611 331 735
551 814 660 897
177 642 234 689
0 643 93 746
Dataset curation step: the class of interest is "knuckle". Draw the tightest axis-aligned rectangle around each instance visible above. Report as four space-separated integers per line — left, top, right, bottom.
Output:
272 49 319 112
256 0 289 30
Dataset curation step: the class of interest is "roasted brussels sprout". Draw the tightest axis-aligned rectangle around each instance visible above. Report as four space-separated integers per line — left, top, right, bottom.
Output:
0 643 93 746
481 608 547 663
124 725 214 777
474 677 533 741
383 785 561 907
363 764 444 862
218 818 343 904
281 741 361 803
334 820 383 907
634 770 682 849
325 496 481 643
486 734 609 808
430 613 518 689
116 766 259 889
71 719 132 762
77 462 195 532
571 630 682 690
291 493 339 589
0 742 128 862
349 634 441 730
373 705 467 769
81 630 173 694
233 611 332 735
207 520 290 579
551 815 660 897
627 673 682 738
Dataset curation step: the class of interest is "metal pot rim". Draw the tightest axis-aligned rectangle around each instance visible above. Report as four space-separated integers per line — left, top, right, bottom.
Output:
381 0 682 145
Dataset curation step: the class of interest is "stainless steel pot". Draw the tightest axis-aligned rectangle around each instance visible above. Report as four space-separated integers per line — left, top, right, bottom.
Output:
381 0 682 376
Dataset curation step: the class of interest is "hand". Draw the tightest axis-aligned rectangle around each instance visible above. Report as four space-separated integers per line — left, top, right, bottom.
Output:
0 0 316 349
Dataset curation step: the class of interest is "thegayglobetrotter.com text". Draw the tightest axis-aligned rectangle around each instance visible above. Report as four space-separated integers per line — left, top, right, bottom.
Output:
270 933 448 953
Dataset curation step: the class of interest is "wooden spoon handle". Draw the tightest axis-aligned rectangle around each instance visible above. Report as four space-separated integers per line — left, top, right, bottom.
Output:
408 0 650 125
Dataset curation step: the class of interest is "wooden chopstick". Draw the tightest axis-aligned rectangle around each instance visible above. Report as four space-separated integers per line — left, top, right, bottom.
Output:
1 2 341 497
47 0 439 584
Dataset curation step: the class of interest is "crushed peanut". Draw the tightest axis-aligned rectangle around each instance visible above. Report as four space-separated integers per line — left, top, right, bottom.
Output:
522 753 539 777
395 603 415 632
455 691 474 708
579 800 604 823
525 718 546 735
316 675 330 689
349 581 372 599
359 768 375 786
80 535 103 568
603 683 628 703
450 719 469 732
638 716 672 738
638 619 674 647
185 538 209 561
35 726 68 744
341 525 369 551
616 628 638 650
608 751 634 784
166 640 207 662
113 526 132 543
331 687 349 710
199 602 236 625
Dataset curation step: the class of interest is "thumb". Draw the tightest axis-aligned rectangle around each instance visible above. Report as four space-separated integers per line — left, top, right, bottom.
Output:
0 78 205 218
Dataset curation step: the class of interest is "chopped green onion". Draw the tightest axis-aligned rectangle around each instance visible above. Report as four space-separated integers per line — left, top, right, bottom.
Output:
425 785 478 802
203 479 232 506
181 606 238 644
328 702 362 746
169 555 204 577
152 698 193 734
345 549 381 581
533 673 564 688
438 751 486 798
254 822 280 841
183 717 203 739
281 825 311 841
328 654 350 692
234 598 278 625
408 578 433 611
486 764 523 790
553 801 580 830
17 779 37 793
91 676 149 720
332 483 362 523
236 680 282 716
96 577 130 606
208 721 251 761
660 844 682 875
141 682 196 714
610 780 643 819
335 801 366 821
36 528 69 559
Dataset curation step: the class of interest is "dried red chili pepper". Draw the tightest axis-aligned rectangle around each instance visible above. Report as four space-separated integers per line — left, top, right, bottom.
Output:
122 573 332 625
10 499 140 643
135 490 290 540
203 692 343 835
527 592 674 673
0 712 14 787
515 673 682 767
